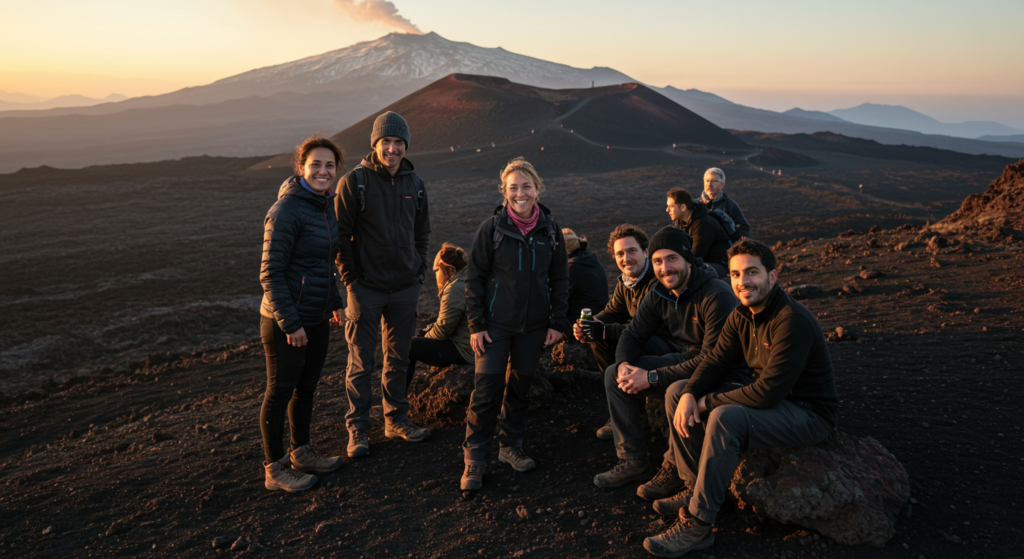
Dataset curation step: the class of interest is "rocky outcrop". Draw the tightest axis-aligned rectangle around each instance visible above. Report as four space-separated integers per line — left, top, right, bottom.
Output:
729 430 910 547
934 159 1024 243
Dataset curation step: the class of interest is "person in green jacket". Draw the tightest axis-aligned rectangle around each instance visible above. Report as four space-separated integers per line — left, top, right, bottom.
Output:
406 243 474 388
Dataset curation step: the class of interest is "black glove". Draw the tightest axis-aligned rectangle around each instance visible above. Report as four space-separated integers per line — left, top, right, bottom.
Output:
578 320 605 342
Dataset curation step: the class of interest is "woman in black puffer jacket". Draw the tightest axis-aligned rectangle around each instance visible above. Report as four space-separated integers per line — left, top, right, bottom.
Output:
258 136 346 492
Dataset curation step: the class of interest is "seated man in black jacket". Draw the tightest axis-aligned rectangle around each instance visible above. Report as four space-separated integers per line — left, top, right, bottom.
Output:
561 228 609 341
700 167 751 239
666 188 731 278
573 224 679 440
641 239 839 558
593 227 745 488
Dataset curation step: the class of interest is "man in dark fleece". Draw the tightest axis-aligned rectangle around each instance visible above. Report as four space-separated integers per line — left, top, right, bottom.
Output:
641 239 838 558
561 228 609 340
335 111 431 459
699 167 751 239
591 226 745 489
666 188 731 278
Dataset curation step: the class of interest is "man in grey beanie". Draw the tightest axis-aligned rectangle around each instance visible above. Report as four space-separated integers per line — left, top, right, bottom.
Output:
335 111 431 458
592 226 747 490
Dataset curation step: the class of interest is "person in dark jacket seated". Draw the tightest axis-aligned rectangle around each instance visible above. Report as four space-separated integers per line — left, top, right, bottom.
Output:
573 224 680 440
258 135 346 492
641 239 838 558
666 188 731 278
561 228 609 341
592 227 745 489
699 167 751 239
406 243 474 390
461 158 570 491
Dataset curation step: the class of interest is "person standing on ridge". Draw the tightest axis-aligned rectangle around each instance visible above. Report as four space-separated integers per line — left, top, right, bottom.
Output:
699 167 751 239
460 158 570 491
335 111 432 459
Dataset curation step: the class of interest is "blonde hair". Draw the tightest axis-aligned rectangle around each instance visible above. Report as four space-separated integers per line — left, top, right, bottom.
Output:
499 157 545 203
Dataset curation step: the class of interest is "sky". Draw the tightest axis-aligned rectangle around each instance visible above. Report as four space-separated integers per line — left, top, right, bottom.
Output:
1 0 1022 127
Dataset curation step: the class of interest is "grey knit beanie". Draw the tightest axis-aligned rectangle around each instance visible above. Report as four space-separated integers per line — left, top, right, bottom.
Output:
648 226 694 264
370 111 410 149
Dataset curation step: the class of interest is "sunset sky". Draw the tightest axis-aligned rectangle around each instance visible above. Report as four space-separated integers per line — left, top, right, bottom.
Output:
2 0 1022 127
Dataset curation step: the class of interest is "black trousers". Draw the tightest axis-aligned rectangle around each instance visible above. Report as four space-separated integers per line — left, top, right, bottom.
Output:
462 325 547 464
590 333 676 374
406 337 471 389
259 316 331 463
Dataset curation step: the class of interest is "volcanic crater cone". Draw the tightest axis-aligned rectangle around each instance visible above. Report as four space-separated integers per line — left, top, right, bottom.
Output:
259 73 750 175
934 158 1024 243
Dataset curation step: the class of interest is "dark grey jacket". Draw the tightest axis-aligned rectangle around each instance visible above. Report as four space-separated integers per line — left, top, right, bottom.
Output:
260 176 344 334
594 261 667 343
566 249 610 327
674 202 731 266
335 152 430 292
466 204 570 335
701 191 751 238
615 265 745 389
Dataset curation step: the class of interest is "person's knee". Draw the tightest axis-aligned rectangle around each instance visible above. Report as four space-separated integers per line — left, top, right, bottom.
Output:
603 364 619 390
706 405 749 439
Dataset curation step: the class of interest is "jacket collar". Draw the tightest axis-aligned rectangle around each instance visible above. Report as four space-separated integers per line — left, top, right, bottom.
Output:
361 151 415 178
493 202 555 240
278 175 335 206
620 258 652 289
650 263 717 307
736 283 785 322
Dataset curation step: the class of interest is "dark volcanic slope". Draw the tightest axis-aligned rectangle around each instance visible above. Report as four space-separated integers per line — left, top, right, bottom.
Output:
936 159 1024 243
258 74 749 174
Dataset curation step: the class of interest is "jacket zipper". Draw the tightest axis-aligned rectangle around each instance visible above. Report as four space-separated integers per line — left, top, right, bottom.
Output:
489 281 499 312
322 207 332 320
297 276 306 305
391 176 397 291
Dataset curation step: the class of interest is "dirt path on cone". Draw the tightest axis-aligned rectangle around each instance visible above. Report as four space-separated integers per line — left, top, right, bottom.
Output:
2 227 1023 558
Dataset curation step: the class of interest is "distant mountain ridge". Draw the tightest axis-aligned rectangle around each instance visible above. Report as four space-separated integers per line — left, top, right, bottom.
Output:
0 93 127 111
828 103 1022 139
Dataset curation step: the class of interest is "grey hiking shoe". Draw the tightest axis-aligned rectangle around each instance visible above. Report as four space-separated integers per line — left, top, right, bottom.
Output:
290 444 344 474
498 445 536 472
347 429 369 458
593 459 652 488
643 520 714 557
637 460 686 500
385 419 431 442
596 418 613 440
653 489 693 517
264 458 317 492
461 463 485 490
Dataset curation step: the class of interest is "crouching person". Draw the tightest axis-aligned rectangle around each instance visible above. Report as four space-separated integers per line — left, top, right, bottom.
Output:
593 226 744 488
642 239 839 557
561 228 609 341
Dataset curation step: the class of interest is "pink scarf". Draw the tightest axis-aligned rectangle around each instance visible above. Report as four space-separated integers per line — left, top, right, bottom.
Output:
507 204 539 236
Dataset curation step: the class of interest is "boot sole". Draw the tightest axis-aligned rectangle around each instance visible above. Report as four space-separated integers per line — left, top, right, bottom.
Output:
347 446 370 458
498 454 536 472
642 533 714 557
593 467 653 488
265 477 318 492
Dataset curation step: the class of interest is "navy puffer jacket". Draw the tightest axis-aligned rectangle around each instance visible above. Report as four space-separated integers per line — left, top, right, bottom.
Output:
260 176 344 334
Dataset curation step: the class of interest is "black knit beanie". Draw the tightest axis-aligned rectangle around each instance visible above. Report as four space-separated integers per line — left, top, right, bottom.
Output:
648 226 694 264
370 111 411 149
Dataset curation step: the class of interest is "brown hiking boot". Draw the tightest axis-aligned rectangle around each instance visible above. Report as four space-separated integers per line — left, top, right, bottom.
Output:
498 445 536 472
653 489 693 517
637 460 686 500
593 459 652 488
643 520 714 557
347 429 369 458
461 463 485 490
596 418 613 440
385 419 431 442
264 458 317 492
290 444 344 474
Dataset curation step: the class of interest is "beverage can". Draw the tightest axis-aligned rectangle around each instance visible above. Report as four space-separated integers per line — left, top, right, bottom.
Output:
580 308 593 321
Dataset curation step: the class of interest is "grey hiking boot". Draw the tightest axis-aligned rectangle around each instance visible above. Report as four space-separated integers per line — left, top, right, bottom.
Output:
637 460 686 501
498 445 536 472
347 429 369 458
653 489 693 517
596 418 613 440
643 520 714 557
461 463 485 490
385 419 431 442
593 459 652 488
264 458 317 492
290 444 344 474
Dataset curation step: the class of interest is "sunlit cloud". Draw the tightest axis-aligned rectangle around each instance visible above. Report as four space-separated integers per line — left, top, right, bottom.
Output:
333 0 421 34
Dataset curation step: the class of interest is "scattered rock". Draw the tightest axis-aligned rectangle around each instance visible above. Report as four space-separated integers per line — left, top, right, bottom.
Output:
826 327 858 343
516 505 531 520
926 236 947 254
230 536 248 552
730 429 910 547
408 364 475 424
212 535 233 549
645 398 668 439
105 519 130 537
42 526 54 536
422 479 441 490
859 270 883 280
786 284 823 299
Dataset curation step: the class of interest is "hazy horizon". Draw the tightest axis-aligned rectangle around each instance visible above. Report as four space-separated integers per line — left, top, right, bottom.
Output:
1 0 1022 128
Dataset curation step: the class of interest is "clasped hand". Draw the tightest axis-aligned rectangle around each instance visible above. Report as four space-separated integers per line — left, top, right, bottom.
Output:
615 362 650 395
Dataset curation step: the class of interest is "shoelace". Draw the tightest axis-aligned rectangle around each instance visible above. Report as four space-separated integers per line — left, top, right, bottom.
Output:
610 459 634 474
351 430 368 443
661 519 692 540
304 447 331 464
651 463 675 484
505 447 529 461
466 464 484 477
279 466 305 480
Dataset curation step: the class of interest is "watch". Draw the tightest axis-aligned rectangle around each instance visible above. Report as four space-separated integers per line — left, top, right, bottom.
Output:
647 369 659 386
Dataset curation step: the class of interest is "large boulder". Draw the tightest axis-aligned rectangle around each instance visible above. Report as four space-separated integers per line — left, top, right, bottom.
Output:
933 159 1024 244
729 430 910 547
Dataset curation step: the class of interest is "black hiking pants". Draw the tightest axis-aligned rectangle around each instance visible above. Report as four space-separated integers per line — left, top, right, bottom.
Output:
406 337 471 390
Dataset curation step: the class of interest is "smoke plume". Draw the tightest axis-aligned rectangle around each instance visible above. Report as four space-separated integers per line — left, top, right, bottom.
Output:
334 0 422 34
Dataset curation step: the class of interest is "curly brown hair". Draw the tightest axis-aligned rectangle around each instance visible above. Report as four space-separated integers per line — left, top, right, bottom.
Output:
606 224 649 254
292 135 344 175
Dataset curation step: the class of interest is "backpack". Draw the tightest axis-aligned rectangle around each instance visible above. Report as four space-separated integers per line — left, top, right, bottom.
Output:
352 165 424 213
708 208 742 244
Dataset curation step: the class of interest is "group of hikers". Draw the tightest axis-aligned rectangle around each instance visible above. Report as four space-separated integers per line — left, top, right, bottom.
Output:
258 111 839 558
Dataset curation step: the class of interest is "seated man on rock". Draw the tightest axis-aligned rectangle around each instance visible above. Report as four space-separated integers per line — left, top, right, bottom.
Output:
700 167 751 239
592 226 744 489
573 224 680 440
666 188 731 279
641 239 839 558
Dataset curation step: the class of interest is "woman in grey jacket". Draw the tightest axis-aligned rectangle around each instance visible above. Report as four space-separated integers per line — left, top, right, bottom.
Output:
258 136 346 492
405 243 474 388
